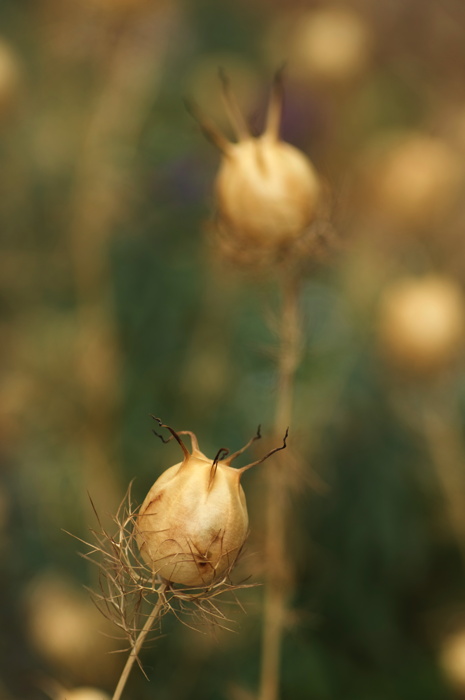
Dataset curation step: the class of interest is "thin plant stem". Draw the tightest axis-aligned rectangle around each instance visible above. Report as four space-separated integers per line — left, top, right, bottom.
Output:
259 271 301 700
112 582 168 700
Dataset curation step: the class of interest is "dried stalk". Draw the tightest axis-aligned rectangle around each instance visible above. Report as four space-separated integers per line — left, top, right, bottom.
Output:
112 582 167 700
75 484 259 700
259 271 301 700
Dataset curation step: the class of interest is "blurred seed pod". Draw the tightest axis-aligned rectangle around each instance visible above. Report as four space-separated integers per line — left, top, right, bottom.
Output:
264 7 372 85
439 630 465 691
25 572 119 686
65 692 110 700
377 275 465 375
215 137 320 247
136 420 286 587
364 133 463 228
192 73 322 264
45 685 110 700
64 691 111 700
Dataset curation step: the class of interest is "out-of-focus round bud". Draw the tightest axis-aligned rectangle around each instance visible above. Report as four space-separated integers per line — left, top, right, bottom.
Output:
439 630 465 690
291 8 371 83
58 689 110 700
264 8 371 85
136 421 286 587
25 572 119 685
377 275 465 374
215 136 320 247
191 72 320 260
368 133 462 227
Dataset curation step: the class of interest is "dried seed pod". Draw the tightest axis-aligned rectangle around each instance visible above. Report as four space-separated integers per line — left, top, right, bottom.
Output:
377 275 465 374
136 420 287 587
190 72 320 255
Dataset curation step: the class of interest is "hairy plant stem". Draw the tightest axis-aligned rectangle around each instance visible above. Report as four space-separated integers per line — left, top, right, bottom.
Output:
112 582 167 700
259 271 302 700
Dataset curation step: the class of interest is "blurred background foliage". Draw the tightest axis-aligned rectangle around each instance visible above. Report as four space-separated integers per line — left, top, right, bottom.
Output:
2 0 465 698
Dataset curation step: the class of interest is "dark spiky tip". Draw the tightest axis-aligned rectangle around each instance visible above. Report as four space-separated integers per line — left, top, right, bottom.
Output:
149 416 190 460
238 427 289 474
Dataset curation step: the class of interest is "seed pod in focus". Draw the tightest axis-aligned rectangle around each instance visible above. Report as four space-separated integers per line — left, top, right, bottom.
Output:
377 275 465 374
190 72 320 257
136 420 287 587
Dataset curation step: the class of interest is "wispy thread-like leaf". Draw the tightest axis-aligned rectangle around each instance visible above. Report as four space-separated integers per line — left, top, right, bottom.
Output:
69 483 258 658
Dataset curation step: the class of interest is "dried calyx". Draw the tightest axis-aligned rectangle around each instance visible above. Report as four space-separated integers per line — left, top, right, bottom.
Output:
136 418 287 588
188 70 321 262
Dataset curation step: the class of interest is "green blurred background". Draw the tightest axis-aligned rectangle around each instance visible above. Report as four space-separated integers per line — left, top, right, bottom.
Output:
2 0 465 698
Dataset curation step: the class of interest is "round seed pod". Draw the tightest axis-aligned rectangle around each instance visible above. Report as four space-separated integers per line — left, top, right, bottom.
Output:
190 72 320 259
377 275 465 374
215 136 320 247
25 572 119 685
136 421 286 587
368 133 462 227
288 8 372 84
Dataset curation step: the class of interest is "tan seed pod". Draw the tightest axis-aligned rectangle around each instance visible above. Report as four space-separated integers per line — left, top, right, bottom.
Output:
136 419 287 587
190 72 320 255
368 133 462 227
377 275 465 374
282 8 372 84
25 572 119 685
59 689 110 700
